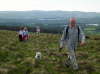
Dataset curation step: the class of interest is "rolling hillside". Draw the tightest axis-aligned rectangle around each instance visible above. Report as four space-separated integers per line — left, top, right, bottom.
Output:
0 11 100 26
0 30 100 74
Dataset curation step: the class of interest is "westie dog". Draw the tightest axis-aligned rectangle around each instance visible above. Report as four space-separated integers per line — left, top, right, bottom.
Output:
35 52 42 60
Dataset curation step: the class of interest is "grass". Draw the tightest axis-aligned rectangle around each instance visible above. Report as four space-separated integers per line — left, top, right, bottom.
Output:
0 30 100 74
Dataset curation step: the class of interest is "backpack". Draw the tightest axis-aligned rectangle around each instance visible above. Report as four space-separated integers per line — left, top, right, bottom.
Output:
64 25 80 42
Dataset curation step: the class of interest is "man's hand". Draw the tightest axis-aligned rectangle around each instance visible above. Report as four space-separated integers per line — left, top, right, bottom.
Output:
80 42 86 46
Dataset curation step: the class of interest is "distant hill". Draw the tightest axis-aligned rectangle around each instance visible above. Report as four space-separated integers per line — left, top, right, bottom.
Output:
0 10 100 19
0 11 100 25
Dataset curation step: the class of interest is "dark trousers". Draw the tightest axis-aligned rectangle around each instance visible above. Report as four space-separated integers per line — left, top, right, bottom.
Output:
19 35 23 41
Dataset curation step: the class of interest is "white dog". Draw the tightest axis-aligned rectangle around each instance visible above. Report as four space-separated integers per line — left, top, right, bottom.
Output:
35 52 42 60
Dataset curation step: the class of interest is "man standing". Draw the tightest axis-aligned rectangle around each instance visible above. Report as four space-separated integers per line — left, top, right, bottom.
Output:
60 18 85 70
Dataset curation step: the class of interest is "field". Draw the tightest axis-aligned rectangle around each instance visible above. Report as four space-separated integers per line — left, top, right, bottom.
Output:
0 30 100 74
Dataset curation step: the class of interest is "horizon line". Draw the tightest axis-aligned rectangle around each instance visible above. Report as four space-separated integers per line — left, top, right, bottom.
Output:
0 10 99 13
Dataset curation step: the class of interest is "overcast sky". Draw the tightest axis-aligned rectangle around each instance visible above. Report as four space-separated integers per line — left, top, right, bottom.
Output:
0 0 100 12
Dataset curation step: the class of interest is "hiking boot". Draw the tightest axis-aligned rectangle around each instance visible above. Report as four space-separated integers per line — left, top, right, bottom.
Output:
73 64 79 70
64 57 71 67
64 61 71 67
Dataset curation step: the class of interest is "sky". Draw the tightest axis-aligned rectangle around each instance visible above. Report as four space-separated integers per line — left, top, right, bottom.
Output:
0 0 100 12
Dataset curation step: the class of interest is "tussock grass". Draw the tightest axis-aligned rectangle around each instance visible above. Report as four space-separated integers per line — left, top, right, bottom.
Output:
0 30 100 74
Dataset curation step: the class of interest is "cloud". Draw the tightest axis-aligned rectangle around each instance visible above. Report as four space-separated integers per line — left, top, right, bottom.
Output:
0 0 100 12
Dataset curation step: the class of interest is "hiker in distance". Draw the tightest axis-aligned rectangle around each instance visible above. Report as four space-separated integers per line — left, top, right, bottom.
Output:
18 27 24 41
18 27 29 41
23 27 29 41
59 18 86 70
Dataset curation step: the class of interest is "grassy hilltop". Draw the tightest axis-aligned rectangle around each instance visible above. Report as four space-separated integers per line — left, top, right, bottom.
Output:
0 30 100 74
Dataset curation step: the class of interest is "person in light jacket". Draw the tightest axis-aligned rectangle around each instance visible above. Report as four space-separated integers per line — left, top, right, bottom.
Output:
18 27 24 41
60 18 85 70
